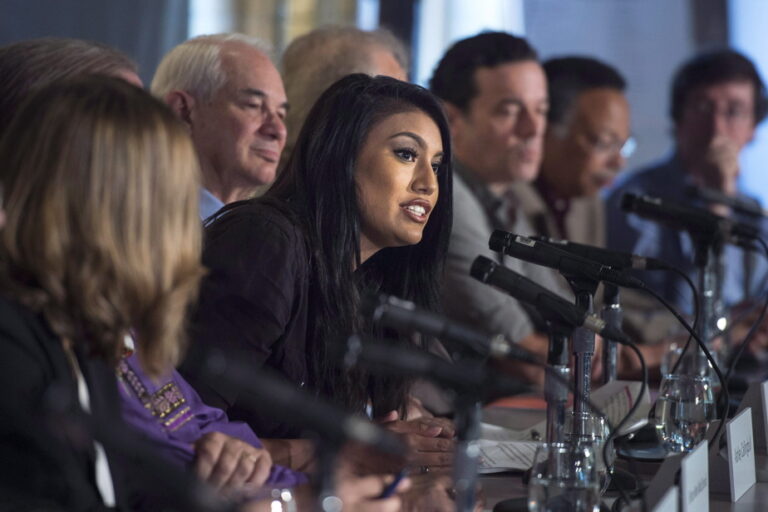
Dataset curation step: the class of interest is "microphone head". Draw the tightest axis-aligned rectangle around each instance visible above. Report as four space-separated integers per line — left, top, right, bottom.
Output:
470 256 496 283
620 192 640 213
489 230 512 252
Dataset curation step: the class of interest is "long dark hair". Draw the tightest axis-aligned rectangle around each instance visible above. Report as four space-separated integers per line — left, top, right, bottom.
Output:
268 74 453 416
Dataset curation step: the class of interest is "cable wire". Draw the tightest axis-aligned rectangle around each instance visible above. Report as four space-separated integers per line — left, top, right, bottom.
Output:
602 340 647 512
721 236 768 391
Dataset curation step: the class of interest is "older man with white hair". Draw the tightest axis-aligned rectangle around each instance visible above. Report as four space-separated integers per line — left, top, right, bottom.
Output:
152 33 289 219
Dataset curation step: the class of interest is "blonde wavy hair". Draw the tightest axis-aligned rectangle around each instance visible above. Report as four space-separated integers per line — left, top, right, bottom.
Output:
0 76 204 377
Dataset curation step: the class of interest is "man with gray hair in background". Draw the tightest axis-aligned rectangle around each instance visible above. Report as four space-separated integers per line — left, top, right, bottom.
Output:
152 33 289 220
280 26 408 166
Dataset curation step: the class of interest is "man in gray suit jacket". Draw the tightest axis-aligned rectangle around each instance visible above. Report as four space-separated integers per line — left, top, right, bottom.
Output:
430 32 565 385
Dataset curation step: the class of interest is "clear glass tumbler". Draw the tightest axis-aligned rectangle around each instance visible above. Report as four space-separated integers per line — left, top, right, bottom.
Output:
246 487 297 512
653 373 716 453
563 410 612 493
528 442 601 512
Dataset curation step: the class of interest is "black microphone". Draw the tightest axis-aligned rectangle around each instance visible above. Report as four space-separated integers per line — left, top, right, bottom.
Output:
187 345 405 457
489 231 645 289
364 293 540 364
470 256 632 345
529 235 668 271
342 334 532 401
621 192 760 247
686 184 767 219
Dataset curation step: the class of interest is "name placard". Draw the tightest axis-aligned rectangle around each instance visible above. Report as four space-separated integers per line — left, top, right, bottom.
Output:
645 451 685 509
735 380 768 453
727 407 756 501
652 486 679 512
680 441 708 512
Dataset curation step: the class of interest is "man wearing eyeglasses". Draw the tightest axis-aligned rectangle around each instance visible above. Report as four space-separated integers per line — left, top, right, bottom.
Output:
604 50 768 344
512 56 632 250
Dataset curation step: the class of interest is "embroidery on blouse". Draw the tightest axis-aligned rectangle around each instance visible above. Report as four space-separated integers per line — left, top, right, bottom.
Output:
117 359 194 432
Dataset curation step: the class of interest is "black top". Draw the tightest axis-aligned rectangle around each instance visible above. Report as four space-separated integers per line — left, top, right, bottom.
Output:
181 201 313 439
0 294 128 511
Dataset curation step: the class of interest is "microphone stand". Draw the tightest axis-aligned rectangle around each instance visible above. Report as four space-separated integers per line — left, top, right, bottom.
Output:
315 442 341 512
686 235 724 376
545 321 571 443
601 284 621 384
453 396 482 512
342 335 531 512
566 276 599 435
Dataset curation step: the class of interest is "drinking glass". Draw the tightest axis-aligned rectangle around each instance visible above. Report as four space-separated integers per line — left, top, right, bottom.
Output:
660 342 684 377
528 442 600 512
247 487 297 512
563 411 612 493
653 373 716 453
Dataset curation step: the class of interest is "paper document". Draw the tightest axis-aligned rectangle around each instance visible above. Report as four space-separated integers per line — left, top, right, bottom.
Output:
480 380 650 442
590 380 650 436
479 421 536 443
525 380 650 437
477 440 539 473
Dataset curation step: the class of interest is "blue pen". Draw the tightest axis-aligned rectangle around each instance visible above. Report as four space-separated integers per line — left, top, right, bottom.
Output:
377 469 409 499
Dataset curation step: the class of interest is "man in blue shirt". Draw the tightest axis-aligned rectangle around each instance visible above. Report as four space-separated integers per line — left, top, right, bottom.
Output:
605 50 768 338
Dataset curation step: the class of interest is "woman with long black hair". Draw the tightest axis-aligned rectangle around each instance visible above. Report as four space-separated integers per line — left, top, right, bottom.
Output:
182 73 455 472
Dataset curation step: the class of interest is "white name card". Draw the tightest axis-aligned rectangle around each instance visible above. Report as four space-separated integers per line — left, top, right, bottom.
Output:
727 407 756 501
681 441 709 512
734 380 768 453
652 486 679 512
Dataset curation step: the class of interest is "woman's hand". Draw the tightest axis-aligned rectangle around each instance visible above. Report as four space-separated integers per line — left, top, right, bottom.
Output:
377 411 455 473
193 432 273 493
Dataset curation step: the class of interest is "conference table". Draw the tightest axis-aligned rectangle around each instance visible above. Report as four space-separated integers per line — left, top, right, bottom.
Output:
479 405 768 512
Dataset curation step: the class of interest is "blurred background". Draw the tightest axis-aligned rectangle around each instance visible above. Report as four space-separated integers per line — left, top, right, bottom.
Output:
1 0 765 203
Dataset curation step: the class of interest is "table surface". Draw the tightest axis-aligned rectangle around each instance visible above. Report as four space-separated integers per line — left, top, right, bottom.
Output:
479 406 768 512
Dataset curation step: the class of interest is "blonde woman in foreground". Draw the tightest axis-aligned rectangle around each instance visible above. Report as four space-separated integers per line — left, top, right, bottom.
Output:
0 76 405 511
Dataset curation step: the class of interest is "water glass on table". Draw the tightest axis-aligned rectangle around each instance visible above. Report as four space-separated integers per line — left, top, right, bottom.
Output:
563 411 612 493
659 342 684 377
653 373 716 453
244 487 297 512
527 442 600 512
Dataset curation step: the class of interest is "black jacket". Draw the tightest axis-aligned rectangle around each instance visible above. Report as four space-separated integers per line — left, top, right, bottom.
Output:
0 294 130 511
182 201 313 439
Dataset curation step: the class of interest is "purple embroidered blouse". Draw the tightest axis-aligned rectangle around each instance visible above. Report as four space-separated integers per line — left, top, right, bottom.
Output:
117 352 306 488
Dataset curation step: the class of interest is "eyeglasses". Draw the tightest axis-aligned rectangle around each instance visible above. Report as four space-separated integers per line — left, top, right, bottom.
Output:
685 100 753 124
581 132 636 159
